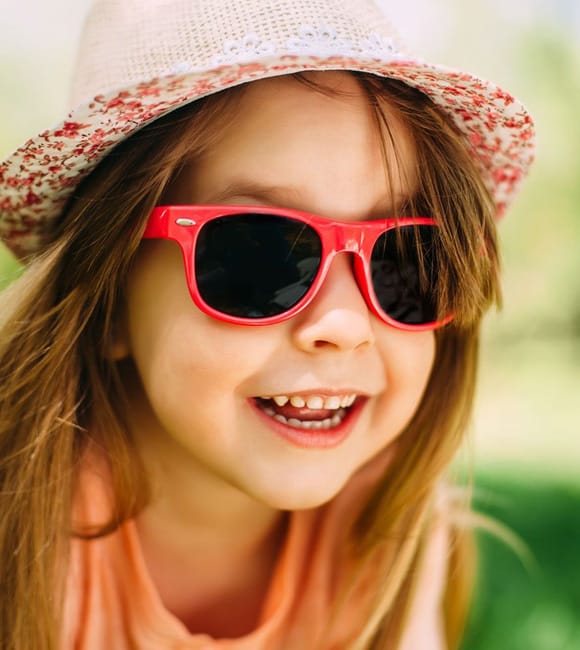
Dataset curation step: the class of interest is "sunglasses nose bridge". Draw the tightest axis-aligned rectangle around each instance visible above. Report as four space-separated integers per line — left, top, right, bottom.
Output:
332 222 365 254
324 224 377 319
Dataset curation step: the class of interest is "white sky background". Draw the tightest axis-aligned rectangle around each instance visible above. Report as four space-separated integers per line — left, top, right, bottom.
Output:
0 0 577 156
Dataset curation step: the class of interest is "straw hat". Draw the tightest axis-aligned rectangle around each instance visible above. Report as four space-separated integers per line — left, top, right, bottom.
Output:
0 0 536 259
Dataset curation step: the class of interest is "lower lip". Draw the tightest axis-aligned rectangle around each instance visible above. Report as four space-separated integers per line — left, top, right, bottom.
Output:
249 398 367 449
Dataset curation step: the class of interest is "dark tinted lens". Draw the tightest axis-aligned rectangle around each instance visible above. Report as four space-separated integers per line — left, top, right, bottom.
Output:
195 213 322 318
370 225 439 325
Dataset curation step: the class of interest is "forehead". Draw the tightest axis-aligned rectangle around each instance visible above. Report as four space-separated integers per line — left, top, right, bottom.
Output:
173 72 418 219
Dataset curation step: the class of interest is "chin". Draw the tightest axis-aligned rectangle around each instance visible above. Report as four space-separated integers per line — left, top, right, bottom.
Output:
256 477 349 511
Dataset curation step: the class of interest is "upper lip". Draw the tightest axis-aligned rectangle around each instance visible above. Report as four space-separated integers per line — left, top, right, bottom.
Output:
255 388 373 398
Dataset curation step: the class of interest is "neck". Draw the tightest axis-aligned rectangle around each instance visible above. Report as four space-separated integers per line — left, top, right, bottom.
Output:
136 457 284 560
131 407 289 633
133 456 288 637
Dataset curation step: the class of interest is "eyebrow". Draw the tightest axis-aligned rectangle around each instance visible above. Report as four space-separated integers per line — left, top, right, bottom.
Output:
199 180 415 219
200 181 305 209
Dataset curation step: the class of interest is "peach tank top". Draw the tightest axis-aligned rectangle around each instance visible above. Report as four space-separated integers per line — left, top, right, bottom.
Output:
62 450 446 649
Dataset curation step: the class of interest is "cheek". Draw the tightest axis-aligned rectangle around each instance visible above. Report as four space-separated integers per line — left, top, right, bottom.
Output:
374 329 436 435
127 297 273 403
124 244 280 406
385 329 435 386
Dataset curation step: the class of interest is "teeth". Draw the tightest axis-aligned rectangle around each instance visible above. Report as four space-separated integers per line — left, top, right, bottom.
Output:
265 393 359 410
306 395 324 409
267 410 348 430
323 396 341 410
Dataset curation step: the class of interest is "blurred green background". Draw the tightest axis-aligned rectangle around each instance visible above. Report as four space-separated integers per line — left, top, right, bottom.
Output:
1 1 579 648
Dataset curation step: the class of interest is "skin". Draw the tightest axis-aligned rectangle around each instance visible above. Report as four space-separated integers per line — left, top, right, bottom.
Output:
114 72 436 636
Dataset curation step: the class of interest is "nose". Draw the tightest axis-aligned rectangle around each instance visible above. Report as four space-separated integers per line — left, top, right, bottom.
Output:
291 253 375 353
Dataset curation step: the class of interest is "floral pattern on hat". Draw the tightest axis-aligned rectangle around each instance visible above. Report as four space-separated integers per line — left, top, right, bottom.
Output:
0 55 535 259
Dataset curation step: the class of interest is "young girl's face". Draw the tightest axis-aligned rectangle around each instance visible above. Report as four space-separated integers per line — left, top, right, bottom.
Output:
116 72 435 511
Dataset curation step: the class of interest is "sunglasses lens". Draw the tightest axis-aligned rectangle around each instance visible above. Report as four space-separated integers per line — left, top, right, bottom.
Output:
195 213 322 318
371 225 439 325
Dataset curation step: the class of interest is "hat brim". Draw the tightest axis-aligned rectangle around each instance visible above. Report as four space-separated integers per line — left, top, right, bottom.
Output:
0 53 535 259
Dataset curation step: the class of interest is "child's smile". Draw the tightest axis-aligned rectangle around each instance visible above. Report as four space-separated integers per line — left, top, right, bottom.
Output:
252 391 367 448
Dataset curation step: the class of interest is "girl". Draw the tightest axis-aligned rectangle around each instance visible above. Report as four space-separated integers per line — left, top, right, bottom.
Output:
0 0 535 648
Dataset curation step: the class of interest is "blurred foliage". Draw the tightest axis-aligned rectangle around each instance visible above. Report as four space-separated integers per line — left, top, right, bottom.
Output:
463 472 580 650
0 248 20 288
492 28 580 340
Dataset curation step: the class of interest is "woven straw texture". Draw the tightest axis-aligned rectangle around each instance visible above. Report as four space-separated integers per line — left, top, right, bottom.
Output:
71 0 405 106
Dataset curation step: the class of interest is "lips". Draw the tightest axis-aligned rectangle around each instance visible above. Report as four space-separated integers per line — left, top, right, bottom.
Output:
250 392 367 448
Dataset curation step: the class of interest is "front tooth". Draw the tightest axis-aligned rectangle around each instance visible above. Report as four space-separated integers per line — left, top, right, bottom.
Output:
345 394 357 407
274 414 288 424
306 395 324 409
290 396 306 407
288 418 303 427
320 418 333 429
273 395 289 406
323 396 341 410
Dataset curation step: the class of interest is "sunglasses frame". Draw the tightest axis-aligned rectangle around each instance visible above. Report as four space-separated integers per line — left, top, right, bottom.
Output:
142 205 453 331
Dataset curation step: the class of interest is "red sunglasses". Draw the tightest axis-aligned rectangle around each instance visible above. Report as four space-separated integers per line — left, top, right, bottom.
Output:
142 205 452 331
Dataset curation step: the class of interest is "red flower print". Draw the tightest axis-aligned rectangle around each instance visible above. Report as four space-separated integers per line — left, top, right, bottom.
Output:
137 84 164 98
457 109 475 122
104 91 133 111
24 191 41 206
442 85 465 97
53 122 90 138
519 128 535 142
492 166 522 184
492 88 515 106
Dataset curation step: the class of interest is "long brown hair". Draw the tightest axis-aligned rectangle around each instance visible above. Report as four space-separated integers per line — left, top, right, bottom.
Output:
0 73 499 649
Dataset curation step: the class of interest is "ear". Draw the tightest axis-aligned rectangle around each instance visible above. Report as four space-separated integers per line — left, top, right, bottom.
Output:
105 310 131 361
107 337 131 361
